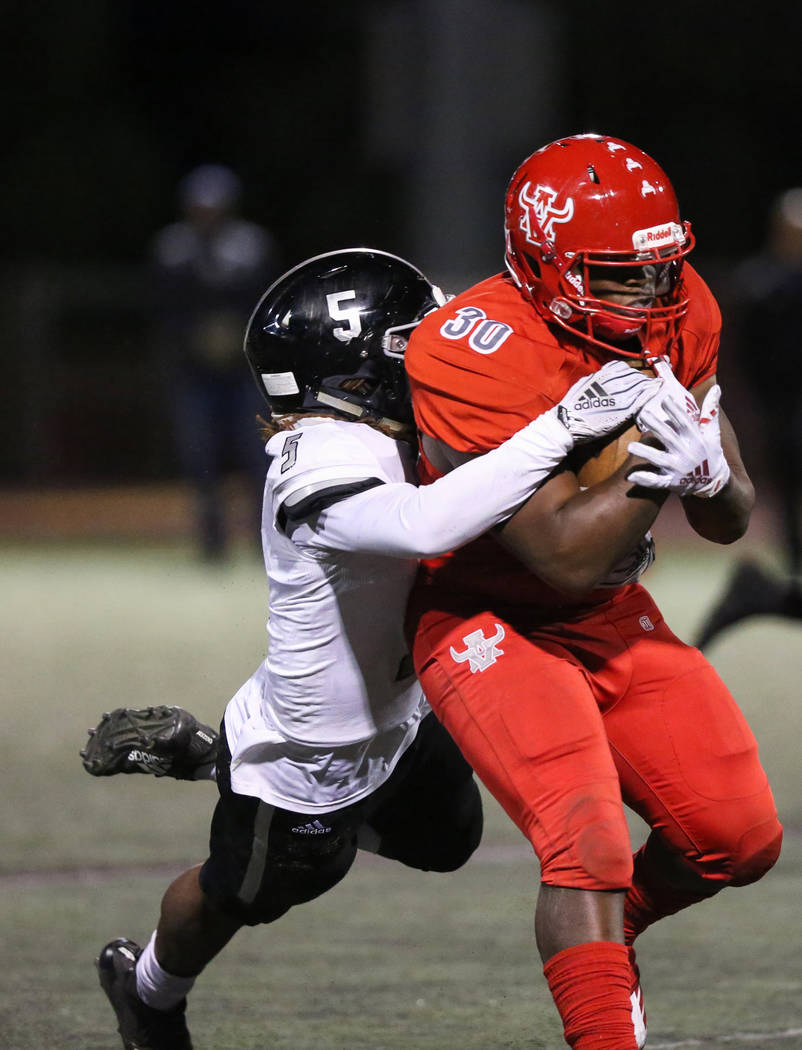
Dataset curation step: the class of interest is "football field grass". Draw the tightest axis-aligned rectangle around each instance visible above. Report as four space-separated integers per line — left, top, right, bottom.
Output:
1 538 801 1049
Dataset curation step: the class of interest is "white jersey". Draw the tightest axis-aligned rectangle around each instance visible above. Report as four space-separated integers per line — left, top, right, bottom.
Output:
225 418 426 813
223 408 598 813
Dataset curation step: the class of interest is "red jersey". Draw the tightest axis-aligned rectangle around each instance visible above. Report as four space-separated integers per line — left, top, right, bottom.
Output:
406 264 721 609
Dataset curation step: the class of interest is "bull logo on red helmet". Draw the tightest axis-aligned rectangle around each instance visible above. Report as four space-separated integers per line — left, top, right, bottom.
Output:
518 182 574 246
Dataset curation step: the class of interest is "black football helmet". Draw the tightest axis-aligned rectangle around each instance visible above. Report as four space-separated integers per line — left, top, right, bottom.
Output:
243 248 446 428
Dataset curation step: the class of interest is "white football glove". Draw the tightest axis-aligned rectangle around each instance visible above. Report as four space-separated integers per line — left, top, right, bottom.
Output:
637 356 700 430
627 384 731 498
553 359 663 443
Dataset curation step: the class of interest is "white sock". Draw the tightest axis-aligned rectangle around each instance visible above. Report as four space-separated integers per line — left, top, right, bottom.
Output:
135 931 196 1011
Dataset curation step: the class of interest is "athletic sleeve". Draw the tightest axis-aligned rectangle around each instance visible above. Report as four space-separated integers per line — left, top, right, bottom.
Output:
305 408 575 557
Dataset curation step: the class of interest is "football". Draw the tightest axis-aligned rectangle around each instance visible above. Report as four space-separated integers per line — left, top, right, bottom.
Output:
572 425 640 488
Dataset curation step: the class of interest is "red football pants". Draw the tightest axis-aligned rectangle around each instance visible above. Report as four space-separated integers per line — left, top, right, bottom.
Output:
411 584 781 891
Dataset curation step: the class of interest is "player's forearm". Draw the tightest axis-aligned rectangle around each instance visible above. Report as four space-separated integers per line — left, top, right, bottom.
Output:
681 465 754 543
536 485 666 594
497 459 667 595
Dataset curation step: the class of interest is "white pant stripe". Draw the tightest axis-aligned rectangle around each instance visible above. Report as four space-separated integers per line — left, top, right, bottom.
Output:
238 801 275 905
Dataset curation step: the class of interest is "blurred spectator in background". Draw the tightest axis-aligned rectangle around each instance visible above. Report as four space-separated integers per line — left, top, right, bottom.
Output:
151 164 282 561
696 188 802 647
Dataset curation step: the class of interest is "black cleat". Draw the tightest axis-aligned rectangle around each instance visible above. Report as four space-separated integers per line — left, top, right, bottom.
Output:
694 560 802 650
81 706 218 780
97 938 193 1050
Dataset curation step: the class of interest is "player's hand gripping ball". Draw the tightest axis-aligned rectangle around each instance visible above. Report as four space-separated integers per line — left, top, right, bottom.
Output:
569 358 656 488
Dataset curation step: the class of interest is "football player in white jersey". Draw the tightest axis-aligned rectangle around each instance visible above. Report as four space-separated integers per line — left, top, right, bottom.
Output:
92 248 662 1050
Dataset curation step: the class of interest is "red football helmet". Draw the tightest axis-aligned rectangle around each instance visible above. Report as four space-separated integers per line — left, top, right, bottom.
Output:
504 134 695 359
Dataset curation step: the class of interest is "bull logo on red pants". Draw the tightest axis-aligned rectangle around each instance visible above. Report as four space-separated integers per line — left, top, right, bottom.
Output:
449 624 506 673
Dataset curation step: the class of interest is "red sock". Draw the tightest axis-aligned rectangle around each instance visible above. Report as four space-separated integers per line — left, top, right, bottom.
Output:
543 941 639 1050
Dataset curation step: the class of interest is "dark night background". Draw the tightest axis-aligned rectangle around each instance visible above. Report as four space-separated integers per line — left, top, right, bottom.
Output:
2 0 801 487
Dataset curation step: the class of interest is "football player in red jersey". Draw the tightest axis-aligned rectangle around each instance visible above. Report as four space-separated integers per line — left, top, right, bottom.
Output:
405 134 782 1050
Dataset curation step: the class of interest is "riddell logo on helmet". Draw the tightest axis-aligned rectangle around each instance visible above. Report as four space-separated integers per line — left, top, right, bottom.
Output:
564 269 584 294
632 222 685 251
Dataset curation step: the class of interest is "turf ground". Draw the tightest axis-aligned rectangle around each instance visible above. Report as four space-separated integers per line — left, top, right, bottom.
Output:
1 536 801 1049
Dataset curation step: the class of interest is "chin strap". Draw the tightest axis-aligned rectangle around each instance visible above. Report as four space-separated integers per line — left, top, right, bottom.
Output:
313 390 407 434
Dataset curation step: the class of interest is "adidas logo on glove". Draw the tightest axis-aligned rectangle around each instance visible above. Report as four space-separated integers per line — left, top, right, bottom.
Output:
574 380 614 410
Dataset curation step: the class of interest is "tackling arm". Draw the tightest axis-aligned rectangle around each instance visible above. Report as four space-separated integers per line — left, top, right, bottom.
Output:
308 410 576 558
305 361 661 561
